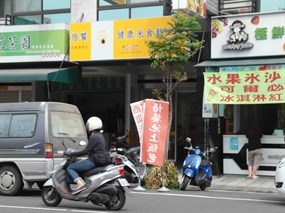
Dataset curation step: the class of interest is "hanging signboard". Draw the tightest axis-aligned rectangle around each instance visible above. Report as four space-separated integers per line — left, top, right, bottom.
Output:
70 16 171 61
211 11 285 59
0 24 69 63
203 70 285 104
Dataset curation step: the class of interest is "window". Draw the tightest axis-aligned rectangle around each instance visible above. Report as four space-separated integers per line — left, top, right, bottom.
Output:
99 0 159 6
130 0 160 3
0 114 12 138
99 0 126 6
13 0 41 13
260 0 285 12
9 114 37 137
14 15 41 25
99 8 129 21
51 111 86 138
98 0 163 20
43 0 70 10
44 13 70 24
131 6 163 18
10 0 71 25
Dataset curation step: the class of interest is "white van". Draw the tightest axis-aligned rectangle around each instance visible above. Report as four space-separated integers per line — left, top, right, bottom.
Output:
0 102 88 196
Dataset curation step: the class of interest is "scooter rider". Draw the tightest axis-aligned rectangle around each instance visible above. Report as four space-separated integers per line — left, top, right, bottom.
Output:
64 116 111 194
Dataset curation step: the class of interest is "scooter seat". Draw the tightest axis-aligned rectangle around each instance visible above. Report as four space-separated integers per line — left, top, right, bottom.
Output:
84 165 111 177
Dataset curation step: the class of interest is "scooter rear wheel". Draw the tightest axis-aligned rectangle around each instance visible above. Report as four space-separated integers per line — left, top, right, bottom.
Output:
41 186 62 207
104 188 126 210
180 176 191 191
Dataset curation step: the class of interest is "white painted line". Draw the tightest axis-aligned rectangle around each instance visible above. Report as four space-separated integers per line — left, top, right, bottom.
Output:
0 205 110 213
71 210 109 213
0 205 65 211
131 191 284 204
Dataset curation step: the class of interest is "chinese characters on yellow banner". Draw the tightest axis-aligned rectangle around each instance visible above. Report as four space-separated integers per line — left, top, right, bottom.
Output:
204 70 285 104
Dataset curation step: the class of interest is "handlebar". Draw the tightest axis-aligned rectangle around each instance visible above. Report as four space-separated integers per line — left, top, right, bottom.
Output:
184 136 218 157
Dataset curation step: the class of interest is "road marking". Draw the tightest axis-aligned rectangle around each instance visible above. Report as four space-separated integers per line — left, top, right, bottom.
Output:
0 205 109 213
131 191 284 204
0 205 65 211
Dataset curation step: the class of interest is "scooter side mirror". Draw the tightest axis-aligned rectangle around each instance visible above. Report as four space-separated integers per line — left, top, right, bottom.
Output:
186 137 191 143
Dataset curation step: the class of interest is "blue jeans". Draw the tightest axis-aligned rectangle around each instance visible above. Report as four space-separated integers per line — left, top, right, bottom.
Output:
65 159 95 184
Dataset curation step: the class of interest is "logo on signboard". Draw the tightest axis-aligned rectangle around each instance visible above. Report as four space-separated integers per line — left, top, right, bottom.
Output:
222 20 254 51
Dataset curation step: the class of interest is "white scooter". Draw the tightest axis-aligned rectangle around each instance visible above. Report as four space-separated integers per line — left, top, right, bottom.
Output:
275 158 285 196
41 141 130 211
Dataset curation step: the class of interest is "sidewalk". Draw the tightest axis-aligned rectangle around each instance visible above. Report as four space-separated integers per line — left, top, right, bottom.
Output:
179 174 277 193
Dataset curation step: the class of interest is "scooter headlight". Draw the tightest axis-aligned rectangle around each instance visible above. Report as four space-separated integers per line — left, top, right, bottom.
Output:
195 149 200 155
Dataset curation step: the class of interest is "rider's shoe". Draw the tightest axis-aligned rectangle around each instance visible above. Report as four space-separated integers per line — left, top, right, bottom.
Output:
72 185 86 194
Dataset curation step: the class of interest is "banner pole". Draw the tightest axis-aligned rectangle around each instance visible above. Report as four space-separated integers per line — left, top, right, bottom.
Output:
133 161 146 191
158 163 170 192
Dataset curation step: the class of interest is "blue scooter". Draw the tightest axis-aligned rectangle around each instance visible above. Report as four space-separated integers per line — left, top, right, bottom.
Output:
180 137 217 191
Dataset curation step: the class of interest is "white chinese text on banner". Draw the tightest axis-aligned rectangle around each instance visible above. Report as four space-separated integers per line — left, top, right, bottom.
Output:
141 99 169 166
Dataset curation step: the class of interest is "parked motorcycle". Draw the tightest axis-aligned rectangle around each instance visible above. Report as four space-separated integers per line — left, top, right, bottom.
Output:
109 134 146 184
41 141 130 211
109 134 130 155
275 157 285 196
110 146 146 184
180 137 217 191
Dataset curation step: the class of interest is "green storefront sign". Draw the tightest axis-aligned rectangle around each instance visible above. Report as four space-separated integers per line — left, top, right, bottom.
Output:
0 23 68 62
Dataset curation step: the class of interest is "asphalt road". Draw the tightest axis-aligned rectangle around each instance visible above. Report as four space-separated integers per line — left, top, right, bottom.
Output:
0 188 285 213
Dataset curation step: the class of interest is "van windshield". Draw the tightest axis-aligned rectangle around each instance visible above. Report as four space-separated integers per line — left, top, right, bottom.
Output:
51 111 86 138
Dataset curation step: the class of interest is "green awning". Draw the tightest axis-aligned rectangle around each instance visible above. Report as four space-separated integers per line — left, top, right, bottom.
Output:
195 57 285 67
0 66 81 83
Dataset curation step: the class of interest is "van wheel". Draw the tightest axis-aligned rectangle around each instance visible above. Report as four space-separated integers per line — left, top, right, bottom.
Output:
0 165 23 196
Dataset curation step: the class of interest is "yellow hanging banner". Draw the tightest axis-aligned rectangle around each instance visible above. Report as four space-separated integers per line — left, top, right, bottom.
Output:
203 70 285 104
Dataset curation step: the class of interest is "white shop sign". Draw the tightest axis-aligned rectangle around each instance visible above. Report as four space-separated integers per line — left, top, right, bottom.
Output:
211 11 285 59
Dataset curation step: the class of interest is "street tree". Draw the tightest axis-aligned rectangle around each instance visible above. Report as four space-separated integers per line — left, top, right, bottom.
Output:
146 13 204 160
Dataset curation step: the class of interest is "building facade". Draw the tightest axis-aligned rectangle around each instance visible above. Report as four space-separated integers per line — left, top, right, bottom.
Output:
1 0 284 172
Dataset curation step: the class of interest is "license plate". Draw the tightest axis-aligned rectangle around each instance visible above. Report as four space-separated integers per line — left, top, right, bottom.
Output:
118 178 130 187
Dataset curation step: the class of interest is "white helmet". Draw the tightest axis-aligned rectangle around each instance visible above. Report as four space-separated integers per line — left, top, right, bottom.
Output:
86 116 103 132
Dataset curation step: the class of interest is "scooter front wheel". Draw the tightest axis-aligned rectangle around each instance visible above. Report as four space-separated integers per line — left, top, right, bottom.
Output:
180 176 191 191
41 186 62 207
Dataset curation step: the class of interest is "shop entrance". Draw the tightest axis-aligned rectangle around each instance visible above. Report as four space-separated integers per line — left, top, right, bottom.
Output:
173 91 197 166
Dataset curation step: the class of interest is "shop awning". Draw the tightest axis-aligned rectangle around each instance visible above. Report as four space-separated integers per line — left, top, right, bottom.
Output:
0 66 81 83
195 57 285 67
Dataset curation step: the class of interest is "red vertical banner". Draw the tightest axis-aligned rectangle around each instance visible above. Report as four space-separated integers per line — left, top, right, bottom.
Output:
141 99 169 166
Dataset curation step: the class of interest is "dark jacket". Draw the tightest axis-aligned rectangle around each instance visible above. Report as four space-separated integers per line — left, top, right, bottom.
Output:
71 132 107 164
245 124 262 151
